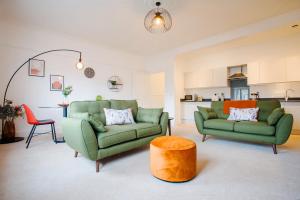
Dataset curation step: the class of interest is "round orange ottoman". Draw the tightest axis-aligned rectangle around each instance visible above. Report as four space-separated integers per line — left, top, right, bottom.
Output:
150 136 196 182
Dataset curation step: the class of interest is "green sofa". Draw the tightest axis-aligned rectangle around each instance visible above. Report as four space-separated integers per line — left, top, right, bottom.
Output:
194 100 293 154
62 100 168 172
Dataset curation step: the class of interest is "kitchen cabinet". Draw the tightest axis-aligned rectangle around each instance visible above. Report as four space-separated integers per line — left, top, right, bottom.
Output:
212 68 228 87
248 58 287 85
184 68 227 89
184 72 198 88
197 69 213 88
259 58 286 84
247 62 260 84
286 55 300 82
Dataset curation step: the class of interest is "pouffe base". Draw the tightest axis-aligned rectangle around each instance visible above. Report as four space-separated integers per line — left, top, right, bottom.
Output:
150 136 197 182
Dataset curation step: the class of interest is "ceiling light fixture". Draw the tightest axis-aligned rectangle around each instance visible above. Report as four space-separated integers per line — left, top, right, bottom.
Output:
144 1 172 33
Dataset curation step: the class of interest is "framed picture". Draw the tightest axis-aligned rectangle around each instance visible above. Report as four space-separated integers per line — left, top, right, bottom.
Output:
28 58 45 77
50 75 64 91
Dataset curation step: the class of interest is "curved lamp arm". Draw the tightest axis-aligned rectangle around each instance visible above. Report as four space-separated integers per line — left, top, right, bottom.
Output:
2 49 82 106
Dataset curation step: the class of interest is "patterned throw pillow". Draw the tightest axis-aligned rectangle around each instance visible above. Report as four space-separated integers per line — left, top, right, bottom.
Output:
104 108 135 125
227 107 259 121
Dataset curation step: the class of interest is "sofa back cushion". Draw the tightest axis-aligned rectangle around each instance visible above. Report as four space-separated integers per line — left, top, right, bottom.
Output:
110 100 138 120
223 100 257 114
69 100 111 125
211 101 229 119
267 107 285 125
257 100 281 121
197 106 217 120
136 107 163 124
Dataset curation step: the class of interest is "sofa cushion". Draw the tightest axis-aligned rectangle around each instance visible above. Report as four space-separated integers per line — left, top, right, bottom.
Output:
104 108 135 125
136 108 163 124
211 101 229 119
89 115 107 133
267 108 285 125
134 123 161 138
197 106 217 120
204 119 235 131
110 100 138 120
97 126 136 148
70 112 89 120
69 101 111 125
257 100 281 121
227 107 259 121
234 121 275 136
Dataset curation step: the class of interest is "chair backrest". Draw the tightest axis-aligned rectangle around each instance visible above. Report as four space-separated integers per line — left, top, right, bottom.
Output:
22 104 38 124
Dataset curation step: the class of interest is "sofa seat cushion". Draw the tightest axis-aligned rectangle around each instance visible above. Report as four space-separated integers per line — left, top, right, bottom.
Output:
134 123 161 138
204 119 235 131
97 125 136 148
234 121 275 136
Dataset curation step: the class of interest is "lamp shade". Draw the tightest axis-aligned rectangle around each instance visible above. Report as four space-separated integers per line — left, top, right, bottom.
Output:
76 58 84 70
144 2 172 33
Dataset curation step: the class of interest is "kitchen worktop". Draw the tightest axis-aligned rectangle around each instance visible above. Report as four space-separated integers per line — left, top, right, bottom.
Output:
180 97 300 103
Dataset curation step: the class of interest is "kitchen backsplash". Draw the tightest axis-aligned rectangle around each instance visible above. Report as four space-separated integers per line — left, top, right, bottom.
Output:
184 82 300 99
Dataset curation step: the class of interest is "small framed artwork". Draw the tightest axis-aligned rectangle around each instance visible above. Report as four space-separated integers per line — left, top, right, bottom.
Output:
50 75 64 91
28 58 45 77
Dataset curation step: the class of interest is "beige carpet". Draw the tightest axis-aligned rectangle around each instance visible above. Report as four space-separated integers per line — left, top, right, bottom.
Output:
0 124 300 200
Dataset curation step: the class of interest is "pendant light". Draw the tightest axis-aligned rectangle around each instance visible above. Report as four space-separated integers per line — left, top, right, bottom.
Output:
76 54 84 70
144 1 172 33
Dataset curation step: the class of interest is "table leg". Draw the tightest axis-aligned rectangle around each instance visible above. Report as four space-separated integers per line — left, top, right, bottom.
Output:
63 107 68 118
168 119 171 136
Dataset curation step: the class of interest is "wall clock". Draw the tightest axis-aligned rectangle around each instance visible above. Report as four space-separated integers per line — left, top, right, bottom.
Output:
84 67 95 78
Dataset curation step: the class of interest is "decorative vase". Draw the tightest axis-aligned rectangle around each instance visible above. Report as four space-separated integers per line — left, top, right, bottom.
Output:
2 120 16 142
63 95 69 105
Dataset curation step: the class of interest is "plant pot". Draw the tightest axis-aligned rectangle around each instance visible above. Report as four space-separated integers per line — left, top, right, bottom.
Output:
2 120 16 142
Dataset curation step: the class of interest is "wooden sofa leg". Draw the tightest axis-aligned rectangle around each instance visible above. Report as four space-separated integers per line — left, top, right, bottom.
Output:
74 151 78 158
202 134 206 142
272 144 277 154
96 160 101 173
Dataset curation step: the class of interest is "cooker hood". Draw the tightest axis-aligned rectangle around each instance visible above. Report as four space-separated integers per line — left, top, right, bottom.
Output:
228 72 247 80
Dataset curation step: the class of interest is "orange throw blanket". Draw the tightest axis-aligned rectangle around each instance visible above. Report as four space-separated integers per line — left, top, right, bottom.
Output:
224 100 257 114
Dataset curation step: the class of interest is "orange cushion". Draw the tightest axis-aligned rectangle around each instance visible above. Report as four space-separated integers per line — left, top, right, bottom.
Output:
223 100 257 114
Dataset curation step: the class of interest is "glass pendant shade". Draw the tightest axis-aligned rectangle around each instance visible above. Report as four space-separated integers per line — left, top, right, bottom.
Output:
144 2 172 33
76 58 84 70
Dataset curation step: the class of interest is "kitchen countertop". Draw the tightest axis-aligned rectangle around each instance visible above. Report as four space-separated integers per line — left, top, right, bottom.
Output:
180 97 300 103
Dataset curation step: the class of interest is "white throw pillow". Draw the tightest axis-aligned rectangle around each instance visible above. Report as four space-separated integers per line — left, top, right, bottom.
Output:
104 108 135 125
227 107 259 121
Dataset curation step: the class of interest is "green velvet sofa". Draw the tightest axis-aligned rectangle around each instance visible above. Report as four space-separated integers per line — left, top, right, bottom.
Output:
194 100 293 154
62 100 168 172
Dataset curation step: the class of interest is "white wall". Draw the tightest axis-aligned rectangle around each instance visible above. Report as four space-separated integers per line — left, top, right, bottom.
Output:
0 21 152 137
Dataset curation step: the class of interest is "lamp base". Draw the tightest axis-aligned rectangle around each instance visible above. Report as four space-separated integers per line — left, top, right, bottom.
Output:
0 137 24 144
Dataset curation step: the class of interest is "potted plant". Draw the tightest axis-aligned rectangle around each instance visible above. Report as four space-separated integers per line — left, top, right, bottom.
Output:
62 86 73 104
0 100 23 142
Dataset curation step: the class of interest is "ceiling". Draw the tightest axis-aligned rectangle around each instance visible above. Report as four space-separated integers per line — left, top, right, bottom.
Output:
1 0 300 56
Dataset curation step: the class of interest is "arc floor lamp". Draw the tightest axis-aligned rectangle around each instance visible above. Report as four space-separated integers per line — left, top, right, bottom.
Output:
1 49 83 144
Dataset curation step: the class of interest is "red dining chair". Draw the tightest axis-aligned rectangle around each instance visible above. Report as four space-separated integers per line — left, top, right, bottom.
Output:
22 104 57 148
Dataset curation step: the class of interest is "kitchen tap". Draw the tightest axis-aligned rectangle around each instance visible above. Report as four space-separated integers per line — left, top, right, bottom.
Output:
285 89 295 102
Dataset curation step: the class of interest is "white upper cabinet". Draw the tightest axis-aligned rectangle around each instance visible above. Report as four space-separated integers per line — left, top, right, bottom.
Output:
247 62 260 84
184 72 198 88
184 68 226 89
286 55 300 82
198 69 213 88
212 68 228 87
259 58 286 84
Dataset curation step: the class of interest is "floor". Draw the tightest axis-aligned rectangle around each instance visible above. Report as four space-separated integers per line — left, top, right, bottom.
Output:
0 124 300 200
